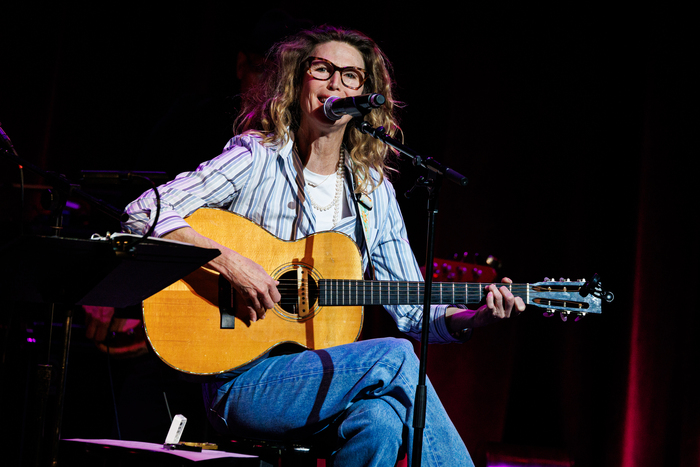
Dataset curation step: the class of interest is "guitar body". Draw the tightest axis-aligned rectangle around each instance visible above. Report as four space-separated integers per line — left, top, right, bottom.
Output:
143 209 364 375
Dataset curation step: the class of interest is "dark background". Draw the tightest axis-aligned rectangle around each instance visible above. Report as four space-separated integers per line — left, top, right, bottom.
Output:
1 2 696 466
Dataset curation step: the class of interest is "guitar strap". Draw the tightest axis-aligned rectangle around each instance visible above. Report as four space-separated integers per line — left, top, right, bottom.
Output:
348 167 376 280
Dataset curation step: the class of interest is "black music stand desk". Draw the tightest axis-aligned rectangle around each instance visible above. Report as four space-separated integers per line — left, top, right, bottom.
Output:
1 233 220 308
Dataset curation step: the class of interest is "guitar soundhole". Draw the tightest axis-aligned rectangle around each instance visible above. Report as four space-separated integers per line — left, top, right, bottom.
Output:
275 267 320 319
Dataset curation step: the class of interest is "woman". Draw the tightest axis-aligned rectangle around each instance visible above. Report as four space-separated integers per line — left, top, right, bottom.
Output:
125 25 523 466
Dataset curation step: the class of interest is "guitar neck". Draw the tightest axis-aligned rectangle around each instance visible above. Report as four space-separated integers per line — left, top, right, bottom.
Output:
319 280 531 307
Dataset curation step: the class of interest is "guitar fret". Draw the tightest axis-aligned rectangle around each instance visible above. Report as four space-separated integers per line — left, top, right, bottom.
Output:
527 283 530 305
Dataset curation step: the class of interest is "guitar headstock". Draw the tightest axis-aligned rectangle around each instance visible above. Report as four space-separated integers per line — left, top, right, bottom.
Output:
531 274 613 321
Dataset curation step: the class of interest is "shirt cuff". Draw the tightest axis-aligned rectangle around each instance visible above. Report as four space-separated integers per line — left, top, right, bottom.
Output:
150 211 191 238
432 304 472 343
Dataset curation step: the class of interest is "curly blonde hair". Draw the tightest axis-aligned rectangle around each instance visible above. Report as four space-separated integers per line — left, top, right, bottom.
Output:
235 25 400 193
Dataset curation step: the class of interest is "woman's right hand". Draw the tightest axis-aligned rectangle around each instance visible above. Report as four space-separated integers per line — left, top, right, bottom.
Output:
163 227 280 322
214 247 281 322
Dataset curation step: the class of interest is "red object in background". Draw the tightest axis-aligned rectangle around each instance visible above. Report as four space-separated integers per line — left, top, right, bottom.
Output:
421 257 499 284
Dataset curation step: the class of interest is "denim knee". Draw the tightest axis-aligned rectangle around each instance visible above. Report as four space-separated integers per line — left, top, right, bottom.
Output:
375 337 420 383
369 338 418 367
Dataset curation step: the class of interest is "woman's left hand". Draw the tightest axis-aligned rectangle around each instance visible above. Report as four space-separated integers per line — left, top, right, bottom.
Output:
471 277 526 328
446 278 526 332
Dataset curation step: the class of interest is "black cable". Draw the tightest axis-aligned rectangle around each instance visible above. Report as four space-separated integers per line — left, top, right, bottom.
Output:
113 173 161 253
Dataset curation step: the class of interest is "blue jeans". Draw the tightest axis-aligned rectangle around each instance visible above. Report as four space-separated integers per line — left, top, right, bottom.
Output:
203 338 473 466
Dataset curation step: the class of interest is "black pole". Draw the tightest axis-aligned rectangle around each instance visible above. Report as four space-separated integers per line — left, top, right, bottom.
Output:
410 172 441 466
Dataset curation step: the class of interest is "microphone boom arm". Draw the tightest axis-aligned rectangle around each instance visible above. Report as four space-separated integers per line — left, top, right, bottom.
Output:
354 120 468 187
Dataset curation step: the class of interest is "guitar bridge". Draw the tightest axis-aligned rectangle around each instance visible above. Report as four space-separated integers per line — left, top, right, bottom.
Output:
296 266 311 318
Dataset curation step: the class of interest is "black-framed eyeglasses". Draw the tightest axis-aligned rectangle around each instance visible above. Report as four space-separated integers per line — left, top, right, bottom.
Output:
304 56 368 90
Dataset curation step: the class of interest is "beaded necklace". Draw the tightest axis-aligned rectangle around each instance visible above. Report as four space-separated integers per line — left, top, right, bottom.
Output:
305 146 345 228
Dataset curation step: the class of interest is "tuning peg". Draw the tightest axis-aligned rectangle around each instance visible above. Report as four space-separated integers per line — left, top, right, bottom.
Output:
560 311 570 322
485 255 502 269
543 310 555 318
574 312 587 322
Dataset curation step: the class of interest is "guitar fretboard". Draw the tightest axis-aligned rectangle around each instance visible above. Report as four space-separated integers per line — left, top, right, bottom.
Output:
318 280 528 306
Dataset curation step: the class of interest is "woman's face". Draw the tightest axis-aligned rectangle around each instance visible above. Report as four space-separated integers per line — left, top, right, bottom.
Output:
298 41 366 131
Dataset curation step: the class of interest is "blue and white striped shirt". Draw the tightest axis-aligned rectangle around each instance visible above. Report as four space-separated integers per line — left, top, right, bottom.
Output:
123 133 463 344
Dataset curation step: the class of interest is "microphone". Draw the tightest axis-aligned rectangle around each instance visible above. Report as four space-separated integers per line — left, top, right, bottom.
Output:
323 93 386 121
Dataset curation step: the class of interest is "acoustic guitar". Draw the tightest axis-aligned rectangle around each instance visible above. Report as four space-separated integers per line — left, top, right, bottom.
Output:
143 209 611 375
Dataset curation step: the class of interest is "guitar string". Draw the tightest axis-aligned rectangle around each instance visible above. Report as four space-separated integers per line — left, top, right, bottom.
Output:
273 282 536 292
265 283 585 310
270 281 538 303
266 282 586 309
252 278 570 298
274 285 561 293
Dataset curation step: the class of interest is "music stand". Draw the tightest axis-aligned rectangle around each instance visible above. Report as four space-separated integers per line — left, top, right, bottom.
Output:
1 233 220 466
3 234 220 307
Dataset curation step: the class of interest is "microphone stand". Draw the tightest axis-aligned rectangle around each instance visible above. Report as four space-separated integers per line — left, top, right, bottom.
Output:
354 120 467 467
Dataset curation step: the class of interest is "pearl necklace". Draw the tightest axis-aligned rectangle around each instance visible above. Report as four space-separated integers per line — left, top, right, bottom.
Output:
306 147 345 228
